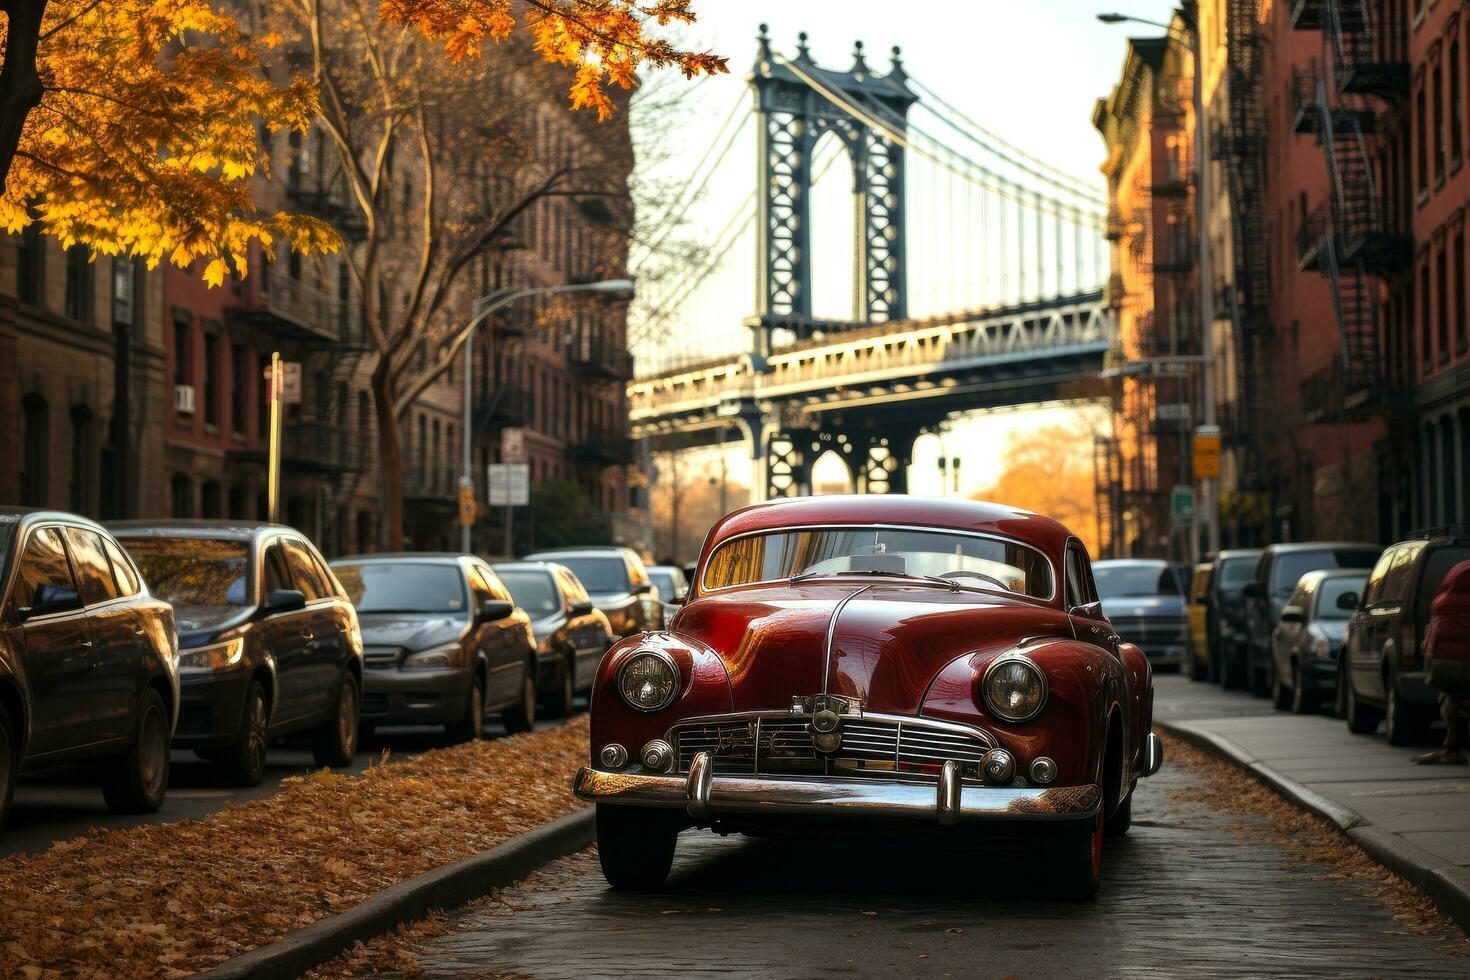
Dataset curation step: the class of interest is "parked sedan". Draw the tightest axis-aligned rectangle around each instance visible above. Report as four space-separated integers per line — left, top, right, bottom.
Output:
1092 559 1188 671
492 561 614 717
647 564 690 621
330 554 537 740
1268 569 1366 714
524 547 663 637
112 521 363 785
1209 548 1264 690
0 509 179 828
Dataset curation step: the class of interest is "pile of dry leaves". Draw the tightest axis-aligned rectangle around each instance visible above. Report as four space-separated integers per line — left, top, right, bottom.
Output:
0 717 588 978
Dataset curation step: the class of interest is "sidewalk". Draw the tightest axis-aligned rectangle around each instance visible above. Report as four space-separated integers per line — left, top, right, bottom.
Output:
1152 674 1470 933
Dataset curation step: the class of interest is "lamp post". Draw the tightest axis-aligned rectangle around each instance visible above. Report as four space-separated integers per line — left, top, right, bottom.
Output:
1099 6 1220 559
458 278 635 553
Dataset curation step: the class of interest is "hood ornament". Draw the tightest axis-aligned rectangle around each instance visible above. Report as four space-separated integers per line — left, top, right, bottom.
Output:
790 693 864 717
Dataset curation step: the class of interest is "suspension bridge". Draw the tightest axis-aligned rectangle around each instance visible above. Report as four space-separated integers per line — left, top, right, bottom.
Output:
630 26 1118 497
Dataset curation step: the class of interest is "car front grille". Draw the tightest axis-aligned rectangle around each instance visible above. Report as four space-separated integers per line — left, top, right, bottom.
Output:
1109 615 1187 649
363 646 403 668
670 713 997 781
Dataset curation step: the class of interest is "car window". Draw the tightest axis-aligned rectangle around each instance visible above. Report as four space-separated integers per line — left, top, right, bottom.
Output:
558 569 590 605
1380 543 1425 604
1415 545 1470 626
1064 548 1087 608
1316 576 1366 620
309 549 346 600
333 562 468 613
495 567 560 616
282 539 332 601
1217 557 1256 589
1362 547 1397 604
466 565 496 606
556 556 632 593
12 526 81 617
1093 562 1180 598
63 527 119 606
476 563 513 602
1271 548 1383 596
103 537 140 597
262 542 291 596
1285 580 1310 611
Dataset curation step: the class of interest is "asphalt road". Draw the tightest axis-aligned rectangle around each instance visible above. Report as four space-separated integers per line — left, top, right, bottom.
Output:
1 709 569 859
380 677 1469 979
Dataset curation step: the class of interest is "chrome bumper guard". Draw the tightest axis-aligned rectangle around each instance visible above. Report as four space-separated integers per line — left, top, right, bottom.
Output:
574 753 1102 826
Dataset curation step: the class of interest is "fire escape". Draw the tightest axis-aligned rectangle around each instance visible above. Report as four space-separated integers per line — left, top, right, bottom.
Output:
1290 0 1411 417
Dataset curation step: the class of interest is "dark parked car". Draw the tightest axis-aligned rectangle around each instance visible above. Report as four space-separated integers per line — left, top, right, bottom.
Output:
1340 530 1470 745
492 561 614 717
1207 548 1264 689
0 510 179 828
330 554 537 740
523 547 664 637
1092 559 1188 670
1268 569 1366 714
1243 542 1382 697
647 564 690 621
112 521 363 785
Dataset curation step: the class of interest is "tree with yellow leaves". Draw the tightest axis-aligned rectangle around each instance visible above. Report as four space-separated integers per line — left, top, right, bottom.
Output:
976 420 1103 557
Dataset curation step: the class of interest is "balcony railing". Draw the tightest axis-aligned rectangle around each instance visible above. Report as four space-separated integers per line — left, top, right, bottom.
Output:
568 426 631 466
569 335 633 380
282 420 368 473
231 272 341 346
1296 201 1331 271
474 385 532 429
1153 223 1195 274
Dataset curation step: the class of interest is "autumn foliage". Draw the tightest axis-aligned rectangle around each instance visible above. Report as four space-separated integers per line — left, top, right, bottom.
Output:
976 420 1102 557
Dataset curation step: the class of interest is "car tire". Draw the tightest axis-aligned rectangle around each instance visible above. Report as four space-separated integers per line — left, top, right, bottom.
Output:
219 680 269 787
446 677 485 744
1051 810 1103 900
1270 659 1292 711
311 671 359 767
0 701 15 833
1104 791 1132 837
596 803 678 890
1345 672 1383 734
502 667 537 734
545 655 576 719
1385 686 1431 747
101 688 170 814
1290 662 1317 715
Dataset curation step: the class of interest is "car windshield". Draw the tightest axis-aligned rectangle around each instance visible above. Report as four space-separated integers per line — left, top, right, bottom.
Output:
1093 562 1181 598
119 537 251 630
649 570 684 599
553 557 630 594
702 526 1053 599
495 568 561 617
1316 576 1366 619
1272 548 1381 596
1217 557 1257 588
332 562 467 614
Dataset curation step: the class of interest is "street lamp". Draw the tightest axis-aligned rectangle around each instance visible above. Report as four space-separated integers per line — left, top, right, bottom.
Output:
1098 7 1220 560
459 277 635 553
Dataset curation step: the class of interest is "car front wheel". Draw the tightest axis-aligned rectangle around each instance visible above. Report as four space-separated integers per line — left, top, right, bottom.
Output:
1050 810 1103 900
311 671 359 767
544 655 576 718
1385 686 1431 747
502 668 537 733
102 688 170 814
1291 662 1317 714
446 677 484 744
1345 671 1383 734
216 680 269 786
596 803 679 889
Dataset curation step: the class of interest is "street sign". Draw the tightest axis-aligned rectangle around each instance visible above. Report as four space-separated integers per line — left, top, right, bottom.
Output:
501 427 526 463
1172 485 1196 525
1193 426 1222 479
1157 403 1190 422
458 480 476 527
281 362 302 404
488 463 530 506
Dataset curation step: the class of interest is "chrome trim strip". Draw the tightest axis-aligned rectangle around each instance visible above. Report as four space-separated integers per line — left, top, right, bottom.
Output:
822 584 873 696
666 710 998 752
1140 732 1164 777
574 766 1101 824
686 751 713 818
936 760 961 828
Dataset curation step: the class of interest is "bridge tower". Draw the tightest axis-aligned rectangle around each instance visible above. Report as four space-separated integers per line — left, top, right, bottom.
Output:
744 28 921 499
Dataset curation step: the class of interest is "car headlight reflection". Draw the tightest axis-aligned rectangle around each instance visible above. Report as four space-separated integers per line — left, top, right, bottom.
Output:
403 644 459 669
981 653 1048 723
177 637 244 671
617 650 679 712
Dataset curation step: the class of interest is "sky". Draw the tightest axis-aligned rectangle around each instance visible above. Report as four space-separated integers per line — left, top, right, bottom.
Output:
631 0 1179 498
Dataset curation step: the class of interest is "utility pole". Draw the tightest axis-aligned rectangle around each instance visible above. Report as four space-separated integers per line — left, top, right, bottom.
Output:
267 352 283 523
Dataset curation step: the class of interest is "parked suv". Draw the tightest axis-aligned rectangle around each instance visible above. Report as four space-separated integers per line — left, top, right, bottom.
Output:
0 510 180 829
1242 542 1382 697
331 554 537 740
1268 568 1367 714
1092 559 1188 670
492 560 613 717
523 547 664 637
111 521 362 785
1340 530 1470 745
1208 548 1263 689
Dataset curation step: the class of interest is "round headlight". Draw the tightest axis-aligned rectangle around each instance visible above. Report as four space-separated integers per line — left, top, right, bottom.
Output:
617 650 679 712
982 653 1048 723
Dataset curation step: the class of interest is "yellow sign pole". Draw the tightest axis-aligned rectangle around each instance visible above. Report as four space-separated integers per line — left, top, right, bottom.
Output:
268 352 283 523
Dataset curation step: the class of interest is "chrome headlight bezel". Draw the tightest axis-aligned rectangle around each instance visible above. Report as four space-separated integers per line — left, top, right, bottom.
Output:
980 652 1048 723
176 637 245 671
616 648 680 713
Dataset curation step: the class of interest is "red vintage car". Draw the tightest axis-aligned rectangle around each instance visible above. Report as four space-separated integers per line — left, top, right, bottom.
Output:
573 496 1161 898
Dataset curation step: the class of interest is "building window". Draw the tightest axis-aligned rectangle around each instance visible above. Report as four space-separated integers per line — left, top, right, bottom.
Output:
1421 260 1433 367
1434 63 1446 184
1452 41 1464 167
201 480 222 519
64 245 93 323
1438 244 1450 363
16 223 44 306
203 331 221 426
111 256 136 328
231 343 248 435
69 406 93 513
1457 230 1468 355
20 394 48 506
1417 84 1429 194
170 473 193 518
173 319 192 389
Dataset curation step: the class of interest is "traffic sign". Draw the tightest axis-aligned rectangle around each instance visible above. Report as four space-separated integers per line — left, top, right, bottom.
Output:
458 480 476 527
488 463 530 506
501 427 526 463
1193 426 1222 479
1157 403 1190 422
1171 485 1196 525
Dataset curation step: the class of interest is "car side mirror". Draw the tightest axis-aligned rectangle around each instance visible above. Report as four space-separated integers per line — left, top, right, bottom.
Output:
18 584 81 622
569 600 594 616
1279 606 1305 623
1069 600 1104 619
1242 581 1265 599
264 588 307 614
478 598 514 621
1337 592 1360 611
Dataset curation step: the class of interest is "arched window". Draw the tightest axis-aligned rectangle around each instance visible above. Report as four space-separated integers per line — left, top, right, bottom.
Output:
20 393 48 506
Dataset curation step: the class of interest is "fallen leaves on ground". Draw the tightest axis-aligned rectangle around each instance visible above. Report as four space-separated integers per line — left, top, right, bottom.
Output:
0 717 588 978
1162 732 1469 957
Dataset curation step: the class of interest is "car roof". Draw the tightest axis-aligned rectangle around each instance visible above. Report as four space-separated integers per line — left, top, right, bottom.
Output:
1264 541 1381 553
525 548 635 559
332 552 472 563
2 508 109 532
107 519 297 542
1217 548 1264 560
1312 567 1370 579
1093 558 1169 567
491 560 564 574
648 565 682 574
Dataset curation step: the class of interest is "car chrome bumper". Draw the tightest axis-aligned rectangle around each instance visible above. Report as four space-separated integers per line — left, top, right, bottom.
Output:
574 752 1103 826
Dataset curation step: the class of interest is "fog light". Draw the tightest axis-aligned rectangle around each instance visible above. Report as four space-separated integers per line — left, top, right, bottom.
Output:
1029 756 1058 785
600 743 628 769
640 739 674 772
980 748 1016 785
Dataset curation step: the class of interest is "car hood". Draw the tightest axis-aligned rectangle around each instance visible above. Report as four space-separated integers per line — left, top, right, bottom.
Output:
589 592 636 611
356 613 468 652
1099 595 1185 619
675 581 1073 715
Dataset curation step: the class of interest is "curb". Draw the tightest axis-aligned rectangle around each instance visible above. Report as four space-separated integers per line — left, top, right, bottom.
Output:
194 807 596 980
1158 719 1470 937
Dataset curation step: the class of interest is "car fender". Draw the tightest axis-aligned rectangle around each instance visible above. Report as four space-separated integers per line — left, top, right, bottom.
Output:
588 631 734 759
